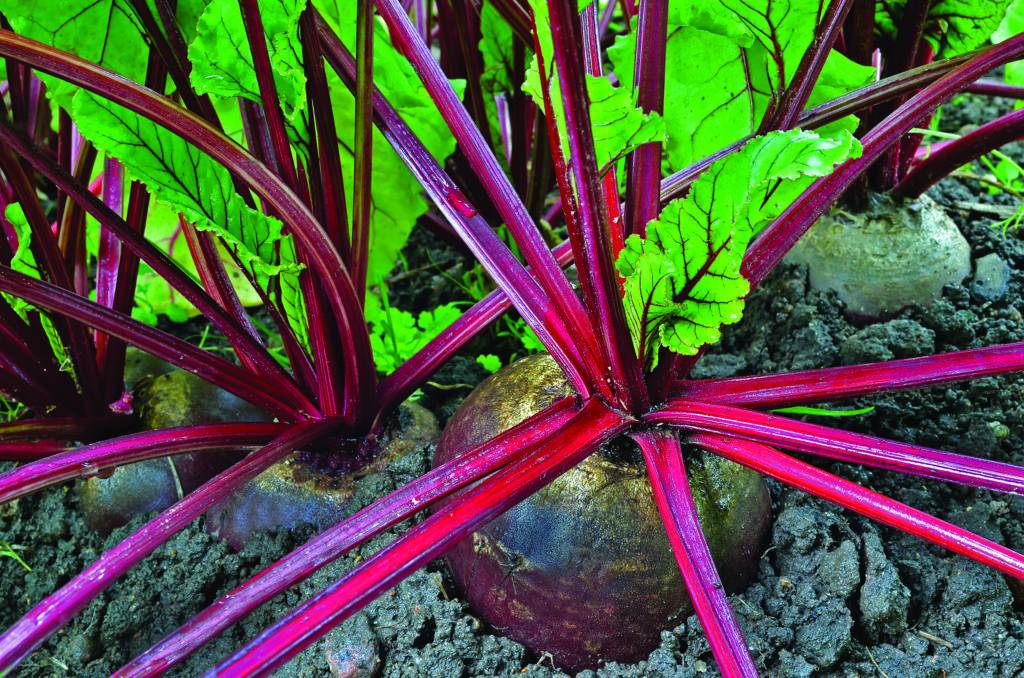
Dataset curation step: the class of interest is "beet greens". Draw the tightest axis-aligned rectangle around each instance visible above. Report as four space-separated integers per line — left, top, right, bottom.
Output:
0 0 1023 676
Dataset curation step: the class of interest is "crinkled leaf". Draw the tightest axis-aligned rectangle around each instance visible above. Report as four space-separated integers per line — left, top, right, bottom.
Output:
365 291 462 373
608 1 874 170
617 129 860 360
188 0 307 117
878 0 1015 57
0 0 149 109
71 91 300 288
588 75 666 173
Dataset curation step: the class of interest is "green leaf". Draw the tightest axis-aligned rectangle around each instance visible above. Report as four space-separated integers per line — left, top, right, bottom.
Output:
0 0 149 109
608 1 874 170
772 405 876 417
188 0 307 117
878 0 1015 57
2 205 68 364
71 91 300 286
365 289 462 373
588 75 666 173
476 354 503 373
617 129 860 361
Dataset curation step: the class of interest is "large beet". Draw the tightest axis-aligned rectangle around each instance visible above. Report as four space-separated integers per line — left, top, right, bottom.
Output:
434 355 772 671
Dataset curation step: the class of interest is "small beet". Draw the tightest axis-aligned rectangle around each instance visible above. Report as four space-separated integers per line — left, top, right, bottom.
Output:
78 370 268 533
434 355 772 671
207 402 438 549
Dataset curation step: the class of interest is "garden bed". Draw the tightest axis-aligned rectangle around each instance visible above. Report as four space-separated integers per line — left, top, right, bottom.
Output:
3 97 1024 677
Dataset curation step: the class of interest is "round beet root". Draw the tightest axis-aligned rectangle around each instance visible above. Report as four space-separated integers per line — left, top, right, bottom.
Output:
434 355 772 671
206 402 437 549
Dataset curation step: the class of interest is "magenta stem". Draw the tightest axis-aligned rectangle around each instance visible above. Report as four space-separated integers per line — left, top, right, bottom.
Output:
744 34 1024 286
547 0 645 408
0 29 375 427
649 400 1024 496
316 17 594 395
633 431 758 677
207 401 630 676
0 265 309 420
370 0 605 387
691 433 1024 580
117 398 578 675
896 106 1024 197
0 418 339 674
675 341 1024 408
0 422 285 504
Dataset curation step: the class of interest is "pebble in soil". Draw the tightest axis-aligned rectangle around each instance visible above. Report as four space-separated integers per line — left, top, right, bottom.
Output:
4 95 1024 676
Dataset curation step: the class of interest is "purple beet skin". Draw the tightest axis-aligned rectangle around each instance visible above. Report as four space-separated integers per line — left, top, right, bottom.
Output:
434 355 772 671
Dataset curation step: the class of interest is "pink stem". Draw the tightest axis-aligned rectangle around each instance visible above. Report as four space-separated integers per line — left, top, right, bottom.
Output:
207 401 630 676
675 341 1024 408
633 431 757 677
117 398 578 675
691 433 1024 579
649 400 1024 496
0 423 285 503
0 419 339 674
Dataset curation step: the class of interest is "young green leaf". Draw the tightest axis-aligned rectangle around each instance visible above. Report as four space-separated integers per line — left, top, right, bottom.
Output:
617 129 860 363
365 291 463 373
476 354 503 373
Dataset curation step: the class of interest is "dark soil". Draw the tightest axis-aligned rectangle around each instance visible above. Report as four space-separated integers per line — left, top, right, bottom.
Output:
4 94 1024 677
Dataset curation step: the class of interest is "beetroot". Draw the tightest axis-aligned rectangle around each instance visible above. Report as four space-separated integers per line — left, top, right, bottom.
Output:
434 356 771 670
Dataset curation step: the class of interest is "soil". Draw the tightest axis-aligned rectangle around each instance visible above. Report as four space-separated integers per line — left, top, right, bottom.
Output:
4 95 1024 677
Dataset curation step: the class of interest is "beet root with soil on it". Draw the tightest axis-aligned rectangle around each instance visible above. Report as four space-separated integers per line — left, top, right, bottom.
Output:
434 355 773 671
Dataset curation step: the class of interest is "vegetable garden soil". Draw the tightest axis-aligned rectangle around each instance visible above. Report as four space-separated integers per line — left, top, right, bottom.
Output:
5 96 1024 677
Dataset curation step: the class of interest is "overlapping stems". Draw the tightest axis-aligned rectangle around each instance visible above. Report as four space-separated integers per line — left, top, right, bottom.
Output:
2 5 1024 678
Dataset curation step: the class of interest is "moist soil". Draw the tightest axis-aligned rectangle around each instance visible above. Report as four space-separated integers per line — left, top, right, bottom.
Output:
4 96 1024 677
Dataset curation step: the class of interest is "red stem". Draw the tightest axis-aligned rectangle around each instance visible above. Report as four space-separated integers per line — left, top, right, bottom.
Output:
0 118 309 407
0 422 285 503
744 34 1024 287
633 431 758 677
0 419 338 674
650 400 1024 496
117 398 579 675
316 16 595 395
897 106 1024 197
547 0 645 409
0 265 310 421
207 400 630 676
376 239 574 416
370 0 606 389
624 0 668 236
675 341 1024 408
691 433 1024 580
0 29 376 427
